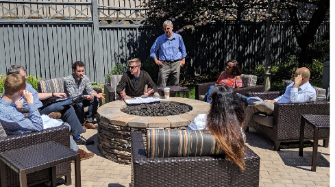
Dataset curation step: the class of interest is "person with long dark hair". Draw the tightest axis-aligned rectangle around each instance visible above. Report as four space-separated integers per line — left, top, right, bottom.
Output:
204 59 243 103
187 85 246 171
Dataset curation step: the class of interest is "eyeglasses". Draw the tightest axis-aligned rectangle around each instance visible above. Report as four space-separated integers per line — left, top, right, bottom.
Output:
129 66 138 69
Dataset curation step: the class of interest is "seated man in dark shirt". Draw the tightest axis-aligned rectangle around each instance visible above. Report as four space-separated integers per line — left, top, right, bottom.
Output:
116 58 160 99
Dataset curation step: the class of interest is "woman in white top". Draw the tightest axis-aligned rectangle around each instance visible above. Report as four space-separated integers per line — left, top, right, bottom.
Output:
187 85 246 171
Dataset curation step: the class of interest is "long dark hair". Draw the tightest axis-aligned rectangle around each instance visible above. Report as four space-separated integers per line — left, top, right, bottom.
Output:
228 59 242 76
206 85 246 170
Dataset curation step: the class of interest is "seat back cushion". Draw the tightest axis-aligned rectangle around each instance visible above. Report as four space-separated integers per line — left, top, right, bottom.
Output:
314 87 326 101
38 77 66 93
199 95 205 101
147 129 223 158
283 80 326 101
241 74 257 87
0 122 7 138
110 75 123 96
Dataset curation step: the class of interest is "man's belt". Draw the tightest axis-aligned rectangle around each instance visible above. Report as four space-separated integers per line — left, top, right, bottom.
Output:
164 59 180 63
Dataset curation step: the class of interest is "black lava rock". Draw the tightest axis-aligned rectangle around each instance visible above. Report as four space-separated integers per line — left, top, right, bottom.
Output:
121 102 192 116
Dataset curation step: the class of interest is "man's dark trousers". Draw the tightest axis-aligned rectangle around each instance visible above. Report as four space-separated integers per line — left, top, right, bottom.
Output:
73 98 99 124
39 100 85 137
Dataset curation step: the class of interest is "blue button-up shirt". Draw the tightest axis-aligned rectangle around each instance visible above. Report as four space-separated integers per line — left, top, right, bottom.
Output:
21 83 43 109
274 81 316 103
150 33 187 61
0 99 43 135
135 73 140 86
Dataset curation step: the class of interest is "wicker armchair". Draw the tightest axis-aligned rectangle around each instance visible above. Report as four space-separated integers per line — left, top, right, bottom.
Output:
131 131 260 187
245 91 330 151
103 83 116 103
103 75 122 103
0 125 72 186
195 74 264 100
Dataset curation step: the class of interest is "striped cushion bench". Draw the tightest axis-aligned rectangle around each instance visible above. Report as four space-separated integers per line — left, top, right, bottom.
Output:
147 129 223 158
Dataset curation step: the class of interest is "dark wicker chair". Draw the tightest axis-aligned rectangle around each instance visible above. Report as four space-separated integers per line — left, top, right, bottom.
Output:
103 75 122 103
103 83 115 103
0 125 72 187
131 131 260 187
245 91 330 151
195 74 264 100
195 81 264 100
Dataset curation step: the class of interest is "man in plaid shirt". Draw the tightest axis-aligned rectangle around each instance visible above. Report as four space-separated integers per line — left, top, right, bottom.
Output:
64 61 105 129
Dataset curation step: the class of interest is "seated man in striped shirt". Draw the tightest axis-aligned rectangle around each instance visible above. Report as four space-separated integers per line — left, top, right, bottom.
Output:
64 61 105 128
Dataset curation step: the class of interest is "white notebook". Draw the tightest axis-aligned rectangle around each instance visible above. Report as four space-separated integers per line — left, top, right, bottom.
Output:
124 97 161 104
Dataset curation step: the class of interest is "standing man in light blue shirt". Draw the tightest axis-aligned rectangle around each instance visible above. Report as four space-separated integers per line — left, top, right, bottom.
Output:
244 67 316 127
150 20 187 87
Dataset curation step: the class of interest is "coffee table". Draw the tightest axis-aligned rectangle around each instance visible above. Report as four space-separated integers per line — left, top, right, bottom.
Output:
299 114 330 172
157 86 189 98
0 141 81 187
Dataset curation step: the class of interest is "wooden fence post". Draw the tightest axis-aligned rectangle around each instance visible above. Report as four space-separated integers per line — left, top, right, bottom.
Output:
92 0 102 83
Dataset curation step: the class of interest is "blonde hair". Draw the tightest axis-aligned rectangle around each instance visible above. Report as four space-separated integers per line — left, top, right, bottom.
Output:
4 74 26 96
129 58 141 66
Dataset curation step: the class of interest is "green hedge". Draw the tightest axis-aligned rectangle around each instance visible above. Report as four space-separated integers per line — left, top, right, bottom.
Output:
0 75 41 94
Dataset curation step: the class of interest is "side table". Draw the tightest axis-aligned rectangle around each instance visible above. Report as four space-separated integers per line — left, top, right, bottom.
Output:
0 141 81 187
299 114 330 172
158 86 189 98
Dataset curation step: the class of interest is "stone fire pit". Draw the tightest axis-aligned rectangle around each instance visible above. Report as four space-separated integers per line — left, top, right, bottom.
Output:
97 97 210 164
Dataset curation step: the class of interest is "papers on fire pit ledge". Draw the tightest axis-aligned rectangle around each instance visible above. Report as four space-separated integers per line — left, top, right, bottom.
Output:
124 97 161 105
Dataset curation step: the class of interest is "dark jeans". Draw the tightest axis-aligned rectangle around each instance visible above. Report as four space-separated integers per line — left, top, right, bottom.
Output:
204 85 215 103
40 100 85 137
73 98 99 124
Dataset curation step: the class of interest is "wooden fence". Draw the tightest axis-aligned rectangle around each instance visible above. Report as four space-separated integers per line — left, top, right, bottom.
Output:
0 0 329 83
0 0 148 19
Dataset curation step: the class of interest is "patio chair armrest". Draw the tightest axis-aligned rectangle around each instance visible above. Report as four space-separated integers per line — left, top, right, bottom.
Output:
246 91 282 100
195 81 216 100
233 85 264 95
104 83 115 104
0 125 70 152
131 132 148 161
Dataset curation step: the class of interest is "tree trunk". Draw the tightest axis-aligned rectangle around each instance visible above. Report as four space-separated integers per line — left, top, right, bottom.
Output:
264 0 272 91
287 0 329 67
